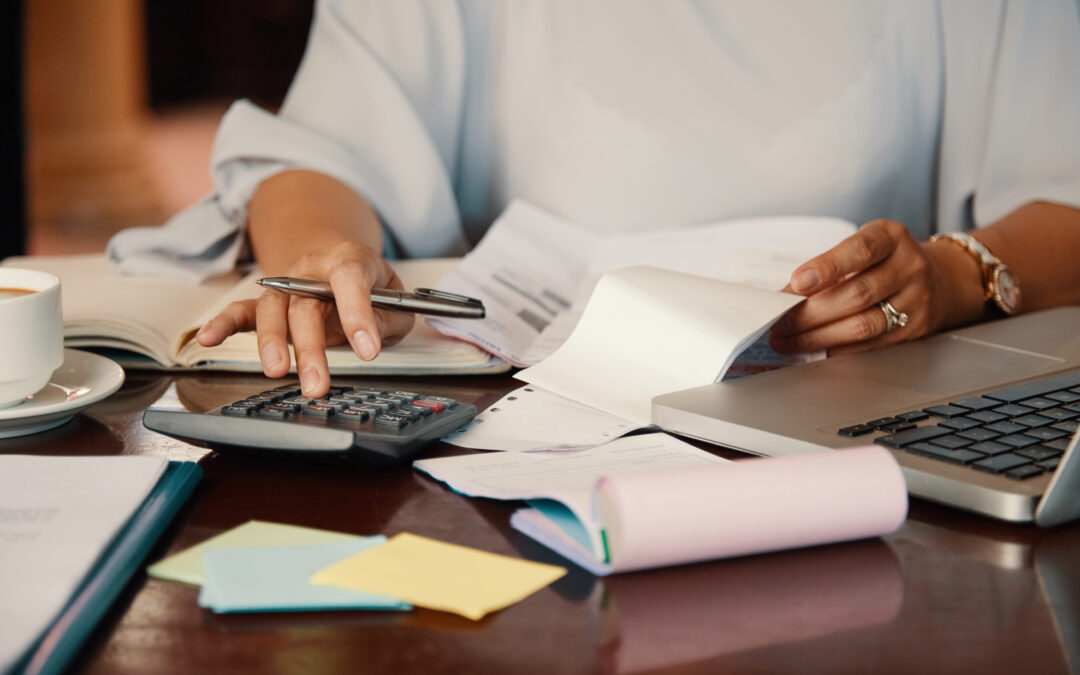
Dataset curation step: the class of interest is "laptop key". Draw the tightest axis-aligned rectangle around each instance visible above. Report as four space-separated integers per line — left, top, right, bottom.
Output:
1005 465 1044 481
867 417 901 429
1012 414 1053 428
1019 397 1058 410
997 434 1040 449
967 410 1007 424
1052 420 1079 433
973 453 1032 475
924 404 969 419
875 425 951 448
969 440 1013 456
881 422 916 433
1046 390 1080 404
907 442 985 465
928 434 972 450
986 421 1026 435
940 417 982 431
1040 437 1072 452
1040 407 1078 422
1038 457 1061 471
949 396 1000 411
993 404 1034 417
1017 445 1063 462
838 424 876 437
1023 427 1068 442
956 427 1001 442
896 410 930 422
983 370 1080 403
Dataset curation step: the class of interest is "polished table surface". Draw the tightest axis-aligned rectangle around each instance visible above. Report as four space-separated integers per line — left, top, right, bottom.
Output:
7 369 1080 674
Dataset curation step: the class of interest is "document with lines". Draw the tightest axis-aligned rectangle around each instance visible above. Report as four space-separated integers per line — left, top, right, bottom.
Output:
430 201 856 368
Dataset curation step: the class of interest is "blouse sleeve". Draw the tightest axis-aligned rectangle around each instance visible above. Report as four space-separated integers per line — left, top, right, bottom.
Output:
108 0 470 280
937 0 1080 233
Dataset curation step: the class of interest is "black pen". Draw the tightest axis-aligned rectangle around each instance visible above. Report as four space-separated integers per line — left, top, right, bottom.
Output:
256 277 486 319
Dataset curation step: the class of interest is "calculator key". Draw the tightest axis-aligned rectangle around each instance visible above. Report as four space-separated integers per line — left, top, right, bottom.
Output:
896 411 929 422
413 400 446 413
315 399 349 411
867 417 900 429
956 427 1001 442
1017 446 1062 462
997 434 1040 449
875 425 951 448
924 404 969 419
992 404 1034 417
973 453 1032 475
302 404 336 417
391 391 420 402
1012 414 1053 429
419 395 458 409
940 417 982 431
985 421 1026 435
928 435 972 450
341 391 374 401
267 403 302 414
271 384 302 393
338 408 370 421
374 412 410 429
230 400 263 410
1005 465 1044 481
949 396 999 411
1023 427 1068 442
328 395 357 405
349 404 382 416
247 394 283 404
372 397 402 409
400 404 433 417
282 396 315 405
907 443 985 465
352 387 388 396
969 440 1013 456
221 405 254 416
1019 397 1059 410
1046 390 1080 404
257 407 291 419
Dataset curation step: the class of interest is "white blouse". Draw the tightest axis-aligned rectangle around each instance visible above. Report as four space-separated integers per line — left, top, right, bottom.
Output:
108 0 1080 280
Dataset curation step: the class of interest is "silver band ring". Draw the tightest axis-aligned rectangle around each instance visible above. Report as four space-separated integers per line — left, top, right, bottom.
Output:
879 300 909 333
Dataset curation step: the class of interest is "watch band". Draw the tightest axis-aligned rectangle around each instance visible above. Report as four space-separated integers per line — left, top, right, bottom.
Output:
930 232 1021 316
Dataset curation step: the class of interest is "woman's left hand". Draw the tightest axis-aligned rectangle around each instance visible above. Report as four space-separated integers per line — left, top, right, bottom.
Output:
769 219 963 357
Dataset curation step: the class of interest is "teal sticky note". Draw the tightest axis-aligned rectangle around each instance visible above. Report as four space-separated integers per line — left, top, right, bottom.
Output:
198 538 411 614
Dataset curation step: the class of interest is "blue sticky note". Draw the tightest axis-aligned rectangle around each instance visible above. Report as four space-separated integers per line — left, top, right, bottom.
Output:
198 538 411 613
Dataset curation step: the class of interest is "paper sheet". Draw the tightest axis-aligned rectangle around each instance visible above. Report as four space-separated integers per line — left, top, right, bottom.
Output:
415 434 725 557
442 384 645 452
431 201 855 367
518 266 804 425
147 520 360 585
310 533 566 621
0 455 167 673
198 540 410 613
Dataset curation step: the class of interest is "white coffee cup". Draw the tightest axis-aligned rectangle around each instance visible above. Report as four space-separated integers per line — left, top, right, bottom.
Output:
0 268 64 409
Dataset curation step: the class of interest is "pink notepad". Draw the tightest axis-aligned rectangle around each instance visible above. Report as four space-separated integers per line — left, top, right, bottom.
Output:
511 445 907 575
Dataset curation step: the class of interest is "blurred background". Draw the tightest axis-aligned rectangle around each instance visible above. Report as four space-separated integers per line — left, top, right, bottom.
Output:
5 0 315 259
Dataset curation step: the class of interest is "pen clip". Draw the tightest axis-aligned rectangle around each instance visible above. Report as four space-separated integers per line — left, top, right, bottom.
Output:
414 288 484 308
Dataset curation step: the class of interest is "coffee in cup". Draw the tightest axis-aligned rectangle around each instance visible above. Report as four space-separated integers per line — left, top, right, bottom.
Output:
0 269 63 408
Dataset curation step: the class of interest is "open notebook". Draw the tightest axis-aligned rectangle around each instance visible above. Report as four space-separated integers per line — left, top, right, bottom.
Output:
0 255 507 376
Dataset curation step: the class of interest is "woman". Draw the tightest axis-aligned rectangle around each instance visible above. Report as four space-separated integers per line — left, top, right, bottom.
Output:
109 1 1080 399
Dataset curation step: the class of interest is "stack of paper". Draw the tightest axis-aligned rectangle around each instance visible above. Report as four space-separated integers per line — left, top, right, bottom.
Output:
148 521 566 620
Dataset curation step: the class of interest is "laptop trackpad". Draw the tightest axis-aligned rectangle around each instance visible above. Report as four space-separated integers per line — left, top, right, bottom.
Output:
821 335 1064 395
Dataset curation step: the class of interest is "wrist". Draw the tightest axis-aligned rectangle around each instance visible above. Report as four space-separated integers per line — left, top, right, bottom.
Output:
923 239 989 331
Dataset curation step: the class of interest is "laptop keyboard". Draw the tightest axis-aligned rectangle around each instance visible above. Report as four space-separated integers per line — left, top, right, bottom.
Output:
838 370 1080 481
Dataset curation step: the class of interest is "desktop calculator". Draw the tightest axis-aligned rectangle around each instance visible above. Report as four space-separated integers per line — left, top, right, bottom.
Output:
142 383 477 467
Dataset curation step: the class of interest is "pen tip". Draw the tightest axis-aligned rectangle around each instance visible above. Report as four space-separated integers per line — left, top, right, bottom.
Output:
255 279 265 287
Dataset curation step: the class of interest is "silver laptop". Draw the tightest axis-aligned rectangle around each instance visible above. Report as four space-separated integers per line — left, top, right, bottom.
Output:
652 306 1080 526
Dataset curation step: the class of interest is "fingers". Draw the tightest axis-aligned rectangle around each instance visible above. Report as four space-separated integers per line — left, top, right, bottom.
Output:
287 295 333 397
196 300 257 346
255 289 292 379
788 220 904 295
327 258 383 362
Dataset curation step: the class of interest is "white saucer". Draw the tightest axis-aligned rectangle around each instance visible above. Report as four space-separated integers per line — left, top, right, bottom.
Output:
0 349 125 438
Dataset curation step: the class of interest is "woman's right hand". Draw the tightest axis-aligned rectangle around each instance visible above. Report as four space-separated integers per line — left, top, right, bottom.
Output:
195 241 415 399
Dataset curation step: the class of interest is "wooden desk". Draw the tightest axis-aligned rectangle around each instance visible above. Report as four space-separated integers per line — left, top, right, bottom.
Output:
7 370 1079 674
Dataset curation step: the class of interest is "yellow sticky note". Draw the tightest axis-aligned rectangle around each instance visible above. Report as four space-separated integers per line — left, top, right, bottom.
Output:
310 532 566 620
148 520 359 585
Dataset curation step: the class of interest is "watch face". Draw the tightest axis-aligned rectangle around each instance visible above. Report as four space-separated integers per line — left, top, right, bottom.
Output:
992 266 1021 315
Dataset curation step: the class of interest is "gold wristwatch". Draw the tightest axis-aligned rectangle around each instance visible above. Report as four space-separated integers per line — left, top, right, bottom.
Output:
930 232 1021 316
